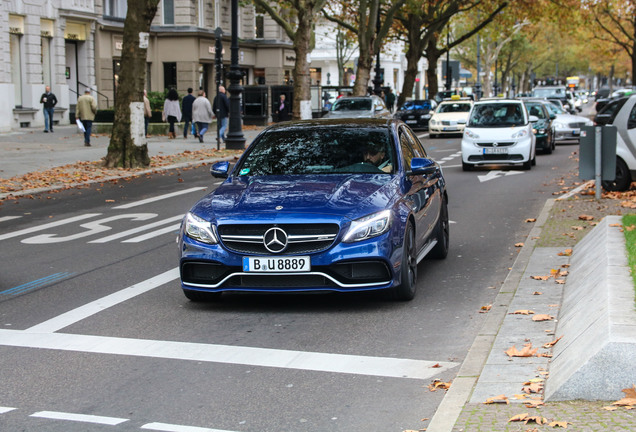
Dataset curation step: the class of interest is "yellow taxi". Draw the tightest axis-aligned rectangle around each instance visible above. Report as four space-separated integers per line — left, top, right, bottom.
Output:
428 95 473 138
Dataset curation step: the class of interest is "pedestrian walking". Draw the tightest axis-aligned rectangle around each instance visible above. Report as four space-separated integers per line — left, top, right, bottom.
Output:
143 89 152 137
192 90 213 143
162 88 182 139
40 85 58 133
275 94 290 121
76 89 97 146
181 87 196 139
213 86 230 142
386 88 396 113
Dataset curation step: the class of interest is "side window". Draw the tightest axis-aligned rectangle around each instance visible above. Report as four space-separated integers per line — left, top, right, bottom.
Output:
628 104 636 129
402 126 428 157
400 132 416 171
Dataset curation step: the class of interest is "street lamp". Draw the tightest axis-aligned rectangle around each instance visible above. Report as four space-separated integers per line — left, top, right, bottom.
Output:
214 27 223 150
372 8 383 95
225 0 245 150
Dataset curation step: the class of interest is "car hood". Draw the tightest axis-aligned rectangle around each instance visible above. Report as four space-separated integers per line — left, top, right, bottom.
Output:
191 174 398 222
431 112 469 122
464 125 529 139
553 113 591 125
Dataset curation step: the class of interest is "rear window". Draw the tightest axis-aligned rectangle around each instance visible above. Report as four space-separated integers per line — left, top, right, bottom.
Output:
437 102 471 113
331 99 372 111
468 103 525 127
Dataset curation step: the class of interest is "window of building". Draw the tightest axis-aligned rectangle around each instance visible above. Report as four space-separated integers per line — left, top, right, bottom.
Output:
310 68 322 86
164 62 177 90
9 15 24 107
105 0 127 18
163 0 175 25
41 18 54 88
255 4 265 39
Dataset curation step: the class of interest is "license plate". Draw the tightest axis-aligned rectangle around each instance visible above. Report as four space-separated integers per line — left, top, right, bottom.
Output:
243 256 311 272
443 126 457 131
484 148 508 154
406 120 417 124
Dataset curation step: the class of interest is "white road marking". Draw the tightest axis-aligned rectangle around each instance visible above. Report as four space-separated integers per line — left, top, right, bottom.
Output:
0 214 101 241
0 407 16 414
90 215 184 243
30 411 128 425
0 329 458 380
26 268 180 333
113 187 208 209
122 223 181 242
142 422 239 432
478 170 524 182
21 213 157 244
0 216 21 223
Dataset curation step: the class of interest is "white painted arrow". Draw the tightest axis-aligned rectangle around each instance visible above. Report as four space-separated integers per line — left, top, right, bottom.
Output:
478 170 524 182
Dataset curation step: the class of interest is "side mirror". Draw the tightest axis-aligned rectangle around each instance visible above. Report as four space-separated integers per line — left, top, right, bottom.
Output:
210 161 230 178
549 113 556 120
529 115 539 123
410 157 437 175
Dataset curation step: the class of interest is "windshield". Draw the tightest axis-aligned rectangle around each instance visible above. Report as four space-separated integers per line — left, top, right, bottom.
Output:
545 102 565 115
402 100 433 110
437 102 471 113
533 88 566 99
468 103 526 127
331 99 372 112
236 127 395 175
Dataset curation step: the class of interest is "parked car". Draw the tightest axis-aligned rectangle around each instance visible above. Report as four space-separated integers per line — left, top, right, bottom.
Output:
533 86 576 113
594 96 630 126
461 99 537 171
178 118 449 301
393 99 437 130
595 89 634 113
523 99 555 154
543 101 594 143
323 95 392 119
600 94 636 191
428 97 473 138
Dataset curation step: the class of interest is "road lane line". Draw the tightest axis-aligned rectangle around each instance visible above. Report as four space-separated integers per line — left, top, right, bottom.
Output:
1 272 75 295
25 268 179 333
0 214 101 241
142 422 238 432
113 187 208 209
90 215 184 243
0 216 21 223
30 411 128 425
0 407 16 414
122 223 181 243
0 329 459 380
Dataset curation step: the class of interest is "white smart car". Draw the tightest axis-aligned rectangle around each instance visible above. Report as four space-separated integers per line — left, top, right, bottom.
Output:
461 99 537 171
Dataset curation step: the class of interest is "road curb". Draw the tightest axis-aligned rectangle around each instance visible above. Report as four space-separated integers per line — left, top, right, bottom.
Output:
0 156 236 201
426 197 557 432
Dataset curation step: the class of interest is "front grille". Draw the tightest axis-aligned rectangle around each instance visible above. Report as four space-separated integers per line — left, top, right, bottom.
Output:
442 120 456 126
218 223 339 255
477 142 515 147
568 122 587 128
237 274 336 288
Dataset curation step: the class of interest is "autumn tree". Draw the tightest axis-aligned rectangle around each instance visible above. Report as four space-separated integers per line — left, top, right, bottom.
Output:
104 0 159 169
253 0 328 119
323 0 405 96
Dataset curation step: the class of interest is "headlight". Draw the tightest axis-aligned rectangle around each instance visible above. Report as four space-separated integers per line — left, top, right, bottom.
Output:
554 121 566 128
343 210 392 243
183 212 218 244
511 129 528 139
430 119 438 125
538 129 546 134
464 129 480 139
421 114 431 119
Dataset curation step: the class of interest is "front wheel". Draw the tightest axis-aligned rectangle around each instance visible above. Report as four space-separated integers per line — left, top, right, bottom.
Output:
388 223 417 301
602 157 632 192
462 162 473 171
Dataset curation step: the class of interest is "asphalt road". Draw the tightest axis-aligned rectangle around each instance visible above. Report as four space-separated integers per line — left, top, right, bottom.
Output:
0 131 581 432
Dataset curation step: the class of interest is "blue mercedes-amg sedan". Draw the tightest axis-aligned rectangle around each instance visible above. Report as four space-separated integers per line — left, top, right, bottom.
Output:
178 118 448 301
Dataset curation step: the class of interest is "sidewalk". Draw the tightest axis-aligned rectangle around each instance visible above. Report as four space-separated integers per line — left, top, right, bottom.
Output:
0 123 264 180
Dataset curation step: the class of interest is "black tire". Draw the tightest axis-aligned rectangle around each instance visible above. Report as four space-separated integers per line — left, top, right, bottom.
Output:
602 157 632 192
429 199 449 259
430 133 437 138
543 141 552 154
531 151 537 166
522 158 532 170
462 162 473 171
183 289 222 302
388 223 417 301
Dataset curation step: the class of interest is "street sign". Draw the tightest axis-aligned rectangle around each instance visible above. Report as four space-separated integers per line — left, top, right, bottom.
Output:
579 125 617 181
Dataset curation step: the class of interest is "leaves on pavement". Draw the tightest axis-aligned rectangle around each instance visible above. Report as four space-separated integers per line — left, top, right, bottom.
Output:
505 344 538 358
427 379 451 392
484 394 509 404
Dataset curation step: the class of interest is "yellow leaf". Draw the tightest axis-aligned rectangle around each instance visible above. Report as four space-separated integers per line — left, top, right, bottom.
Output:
484 394 509 404
531 275 550 281
505 344 538 358
524 400 545 408
512 310 535 315
525 218 536 223
532 314 554 322
622 385 636 399
543 336 563 348
515 242 524 247
508 413 530 422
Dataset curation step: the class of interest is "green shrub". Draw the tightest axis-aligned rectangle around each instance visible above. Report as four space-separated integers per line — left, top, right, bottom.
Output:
623 214 636 295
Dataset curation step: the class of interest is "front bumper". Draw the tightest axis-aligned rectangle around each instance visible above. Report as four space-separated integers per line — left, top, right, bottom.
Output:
461 137 533 165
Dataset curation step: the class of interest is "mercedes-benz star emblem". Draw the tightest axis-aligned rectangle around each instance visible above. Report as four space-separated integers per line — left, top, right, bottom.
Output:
275 205 283 210
263 227 288 253
493 142 499 147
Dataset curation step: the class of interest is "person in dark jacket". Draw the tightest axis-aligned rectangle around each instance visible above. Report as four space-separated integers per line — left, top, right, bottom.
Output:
275 94 290 121
212 86 230 142
181 87 196 139
40 85 58 133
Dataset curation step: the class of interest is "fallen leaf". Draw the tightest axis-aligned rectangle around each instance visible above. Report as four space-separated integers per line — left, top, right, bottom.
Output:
612 397 636 407
532 314 554 322
557 249 573 256
524 399 545 408
525 218 536 223
609 223 622 227
571 225 585 230
532 291 543 295
480 304 492 313
515 242 524 247
549 420 570 428
578 214 594 221
512 310 535 315
531 275 550 281
543 336 563 348
623 385 636 399
555 279 566 284
509 413 530 422
603 406 618 411
430 363 442 368
428 379 451 391
484 394 509 404
105 199 115 202
505 344 538 358
513 394 528 400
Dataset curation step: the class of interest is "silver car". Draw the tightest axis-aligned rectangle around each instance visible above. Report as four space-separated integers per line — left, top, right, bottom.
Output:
544 101 593 142
323 95 392 119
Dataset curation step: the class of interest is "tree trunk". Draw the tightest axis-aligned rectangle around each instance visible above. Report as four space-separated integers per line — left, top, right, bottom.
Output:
425 39 442 100
292 9 312 120
104 0 158 168
398 41 423 108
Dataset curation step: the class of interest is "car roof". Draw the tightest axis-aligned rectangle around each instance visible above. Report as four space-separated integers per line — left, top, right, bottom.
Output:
262 118 395 132
474 98 521 104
